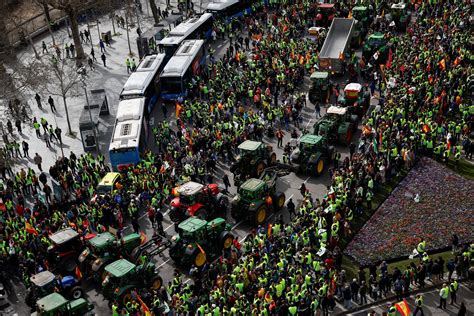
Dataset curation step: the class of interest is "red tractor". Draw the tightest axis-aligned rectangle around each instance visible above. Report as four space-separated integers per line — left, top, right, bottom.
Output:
169 181 229 225
316 3 336 27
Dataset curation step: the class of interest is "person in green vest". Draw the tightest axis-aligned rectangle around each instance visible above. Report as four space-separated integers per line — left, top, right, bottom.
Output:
449 279 458 305
413 294 424 316
387 303 397 316
438 283 449 309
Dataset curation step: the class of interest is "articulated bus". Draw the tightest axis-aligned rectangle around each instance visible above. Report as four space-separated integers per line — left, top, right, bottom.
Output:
160 40 206 101
109 98 149 170
206 0 253 22
158 13 213 59
119 53 166 115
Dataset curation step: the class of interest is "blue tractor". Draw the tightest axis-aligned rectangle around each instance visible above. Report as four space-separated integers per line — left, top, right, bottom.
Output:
25 271 83 309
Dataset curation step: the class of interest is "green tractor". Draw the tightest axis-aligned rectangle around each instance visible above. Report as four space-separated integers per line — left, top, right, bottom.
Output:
101 259 163 306
169 217 234 267
388 3 411 31
230 140 277 186
362 32 388 64
78 232 142 282
313 105 358 145
337 83 370 117
308 72 332 104
31 292 94 316
351 6 373 47
231 168 285 226
25 271 83 309
290 134 334 177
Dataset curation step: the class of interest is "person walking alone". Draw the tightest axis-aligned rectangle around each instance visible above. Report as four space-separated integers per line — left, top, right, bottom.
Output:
35 93 42 109
413 294 424 316
99 39 106 53
34 153 43 172
287 198 296 219
101 53 107 67
48 96 56 113
22 141 29 158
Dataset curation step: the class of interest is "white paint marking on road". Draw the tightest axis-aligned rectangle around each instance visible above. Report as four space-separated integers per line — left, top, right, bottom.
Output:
303 176 311 184
231 220 244 230
157 258 171 269
163 209 170 216
184 278 192 284
285 193 294 204
164 224 174 231
218 44 223 48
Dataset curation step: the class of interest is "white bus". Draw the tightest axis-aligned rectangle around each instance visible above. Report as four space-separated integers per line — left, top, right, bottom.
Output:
109 98 149 170
206 0 253 22
158 13 213 58
120 53 166 115
160 40 206 101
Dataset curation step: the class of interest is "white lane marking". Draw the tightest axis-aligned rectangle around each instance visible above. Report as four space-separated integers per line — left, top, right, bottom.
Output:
157 258 171 268
184 278 192 284
163 209 170 216
285 193 294 204
303 176 311 184
231 220 244 230
164 224 174 231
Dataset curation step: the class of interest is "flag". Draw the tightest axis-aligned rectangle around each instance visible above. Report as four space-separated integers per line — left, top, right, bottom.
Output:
438 58 446 71
395 299 411 316
25 222 38 236
386 48 393 68
133 291 152 316
267 224 272 237
196 242 205 254
75 266 83 280
175 103 182 118
373 136 378 154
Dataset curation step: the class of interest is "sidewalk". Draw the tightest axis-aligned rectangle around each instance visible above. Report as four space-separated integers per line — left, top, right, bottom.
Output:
3 0 184 178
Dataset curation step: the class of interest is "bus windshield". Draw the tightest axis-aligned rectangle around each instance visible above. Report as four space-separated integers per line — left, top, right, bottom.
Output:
161 77 182 94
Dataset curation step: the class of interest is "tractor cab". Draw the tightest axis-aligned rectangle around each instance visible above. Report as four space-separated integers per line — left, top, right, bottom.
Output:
352 6 372 28
314 105 358 145
231 140 276 184
47 229 82 273
316 3 336 26
102 259 135 289
31 293 93 316
170 217 234 267
338 83 369 117
309 71 331 104
363 32 387 63
26 271 83 308
389 3 411 30
169 181 225 223
290 134 332 176
237 178 268 204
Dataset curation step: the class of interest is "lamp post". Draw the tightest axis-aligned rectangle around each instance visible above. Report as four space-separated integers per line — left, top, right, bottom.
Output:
80 76 99 153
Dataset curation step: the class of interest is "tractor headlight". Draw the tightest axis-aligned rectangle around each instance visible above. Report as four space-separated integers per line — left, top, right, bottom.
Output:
94 258 102 266
79 249 90 262
232 195 240 203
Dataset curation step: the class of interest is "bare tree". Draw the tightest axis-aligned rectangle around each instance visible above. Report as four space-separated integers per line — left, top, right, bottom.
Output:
34 52 83 135
149 0 160 26
6 9 40 59
46 0 85 61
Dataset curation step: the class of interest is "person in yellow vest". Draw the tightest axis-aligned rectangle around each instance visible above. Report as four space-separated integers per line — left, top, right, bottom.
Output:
438 283 449 309
413 294 424 316
387 303 397 316
449 279 458 305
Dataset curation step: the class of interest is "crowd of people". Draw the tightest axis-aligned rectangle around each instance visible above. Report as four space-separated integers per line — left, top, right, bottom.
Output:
0 0 472 315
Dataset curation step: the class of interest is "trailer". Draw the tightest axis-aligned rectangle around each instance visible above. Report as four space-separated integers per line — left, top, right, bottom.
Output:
318 18 355 74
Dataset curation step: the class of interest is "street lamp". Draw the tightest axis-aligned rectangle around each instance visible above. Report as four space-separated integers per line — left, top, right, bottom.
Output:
80 72 99 153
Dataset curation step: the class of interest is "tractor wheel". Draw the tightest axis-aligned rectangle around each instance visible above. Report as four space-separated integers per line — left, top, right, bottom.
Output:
345 129 353 144
193 249 207 267
69 286 83 300
254 204 268 225
195 208 208 220
269 153 277 164
315 159 325 176
219 231 234 250
273 192 286 210
256 162 266 177
150 276 163 290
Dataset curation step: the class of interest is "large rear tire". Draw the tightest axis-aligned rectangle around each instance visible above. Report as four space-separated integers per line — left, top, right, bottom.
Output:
273 192 286 210
315 159 325 176
193 249 207 267
70 286 83 300
254 204 268 226
150 276 163 290
219 231 234 250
